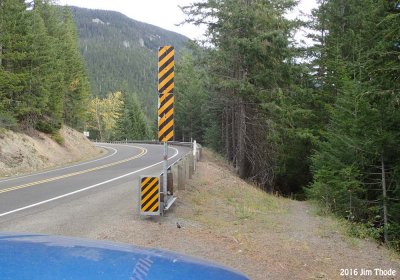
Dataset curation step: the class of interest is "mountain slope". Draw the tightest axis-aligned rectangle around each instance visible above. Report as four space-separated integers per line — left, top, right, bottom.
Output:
68 6 189 119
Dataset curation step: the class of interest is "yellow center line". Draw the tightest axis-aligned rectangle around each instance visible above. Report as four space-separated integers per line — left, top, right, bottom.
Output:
0 146 147 195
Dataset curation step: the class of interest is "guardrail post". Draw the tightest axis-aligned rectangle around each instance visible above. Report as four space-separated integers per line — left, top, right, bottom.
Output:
172 164 178 192
177 162 184 190
167 170 173 196
188 154 194 179
184 156 190 181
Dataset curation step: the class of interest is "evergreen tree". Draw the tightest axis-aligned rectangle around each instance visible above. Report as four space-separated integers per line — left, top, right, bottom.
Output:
0 0 31 126
25 3 52 124
183 0 300 189
175 48 208 143
114 93 148 140
0 1 91 133
308 0 400 248
36 0 66 127
61 7 90 130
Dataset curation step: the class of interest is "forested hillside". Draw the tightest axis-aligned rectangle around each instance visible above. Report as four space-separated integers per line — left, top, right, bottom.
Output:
0 0 89 136
68 6 189 119
175 0 400 250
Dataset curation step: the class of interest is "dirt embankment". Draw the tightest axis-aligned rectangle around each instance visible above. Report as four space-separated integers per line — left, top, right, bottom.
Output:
0 126 102 178
95 149 400 280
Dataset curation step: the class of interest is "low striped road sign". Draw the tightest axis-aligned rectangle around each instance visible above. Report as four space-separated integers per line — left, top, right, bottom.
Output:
140 176 160 215
158 45 174 94
158 93 174 142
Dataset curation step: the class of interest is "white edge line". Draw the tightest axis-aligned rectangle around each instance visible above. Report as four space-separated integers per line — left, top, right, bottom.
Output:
0 145 118 184
0 147 179 217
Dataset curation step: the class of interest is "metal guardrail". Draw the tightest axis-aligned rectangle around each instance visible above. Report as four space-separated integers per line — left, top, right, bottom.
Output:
93 139 194 148
93 140 202 216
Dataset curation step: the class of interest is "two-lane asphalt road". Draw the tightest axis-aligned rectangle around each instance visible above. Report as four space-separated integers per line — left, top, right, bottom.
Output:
0 143 191 232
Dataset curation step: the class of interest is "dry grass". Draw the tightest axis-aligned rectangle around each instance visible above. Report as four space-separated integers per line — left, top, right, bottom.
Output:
179 149 289 234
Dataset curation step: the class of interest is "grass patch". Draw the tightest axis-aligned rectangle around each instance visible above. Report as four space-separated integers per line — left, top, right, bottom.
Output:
182 148 291 233
309 200 386 248
225 184 288 220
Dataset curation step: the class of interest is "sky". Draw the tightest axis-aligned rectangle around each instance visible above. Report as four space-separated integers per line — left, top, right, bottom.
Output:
57 0 318 41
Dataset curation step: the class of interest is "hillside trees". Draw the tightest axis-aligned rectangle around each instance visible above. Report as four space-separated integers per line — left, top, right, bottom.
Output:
0 0 90 133
61 7 90 130
181 0 319 192
307 0 400 248
87 91 123 141
114 93 149 141
68 6 189 120
0 0 31 127
180 0 400 248
174 48 208 143
86 91 148 141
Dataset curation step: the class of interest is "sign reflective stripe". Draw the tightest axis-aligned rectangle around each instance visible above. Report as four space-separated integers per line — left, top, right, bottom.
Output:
158 46 174 94
158 93 174 142
140 177 159 213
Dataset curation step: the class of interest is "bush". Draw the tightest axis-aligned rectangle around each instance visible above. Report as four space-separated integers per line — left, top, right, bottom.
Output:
51 132 65 145
0 112 17 130
35 121 55 134
35 120 63 134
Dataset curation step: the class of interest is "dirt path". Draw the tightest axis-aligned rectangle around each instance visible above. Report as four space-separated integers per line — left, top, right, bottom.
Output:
87 150 399 280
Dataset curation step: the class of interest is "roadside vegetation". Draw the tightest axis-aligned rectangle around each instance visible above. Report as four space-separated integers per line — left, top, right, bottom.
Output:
175 0 400 250
0 0 89 135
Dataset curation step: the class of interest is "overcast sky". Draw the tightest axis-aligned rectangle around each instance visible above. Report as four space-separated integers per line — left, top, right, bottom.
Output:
57 0 318 40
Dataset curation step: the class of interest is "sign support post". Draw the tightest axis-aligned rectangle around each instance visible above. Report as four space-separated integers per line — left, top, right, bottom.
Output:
162 141 168 213
158 45 175 213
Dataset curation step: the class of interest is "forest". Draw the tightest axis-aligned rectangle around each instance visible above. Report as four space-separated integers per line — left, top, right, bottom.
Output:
0 0 148 142
175 0 400 250
0 0 92 140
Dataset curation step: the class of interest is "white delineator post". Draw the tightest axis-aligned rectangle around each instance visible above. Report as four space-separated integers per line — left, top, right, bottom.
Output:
193 140 197 170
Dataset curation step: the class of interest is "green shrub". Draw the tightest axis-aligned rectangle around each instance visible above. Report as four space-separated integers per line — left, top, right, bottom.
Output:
35 120 63 134
0 112 17 130
35 121 55 134
51 132 65 145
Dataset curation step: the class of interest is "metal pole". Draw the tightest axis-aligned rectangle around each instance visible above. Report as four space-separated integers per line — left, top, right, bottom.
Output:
163 141 168 212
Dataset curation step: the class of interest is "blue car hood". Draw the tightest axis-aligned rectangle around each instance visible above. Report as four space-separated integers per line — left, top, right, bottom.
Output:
0 233 248 280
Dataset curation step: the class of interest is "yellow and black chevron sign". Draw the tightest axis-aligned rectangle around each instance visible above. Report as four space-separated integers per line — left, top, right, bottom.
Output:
140 177 159 214
158 45 174 94
158 93 174 142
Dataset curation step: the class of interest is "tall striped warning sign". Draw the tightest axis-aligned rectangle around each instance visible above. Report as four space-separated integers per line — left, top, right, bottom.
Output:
158 93 174 142
158 46 174 94
140 176 160 215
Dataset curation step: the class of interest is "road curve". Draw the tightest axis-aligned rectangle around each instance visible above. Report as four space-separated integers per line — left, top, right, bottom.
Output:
0 143 191 221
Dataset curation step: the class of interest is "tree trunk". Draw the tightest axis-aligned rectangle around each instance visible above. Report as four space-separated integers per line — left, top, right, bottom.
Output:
95 101 103 141
231 105 236 165
224 107 231 161
381 155 388 244
238 101 248 178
